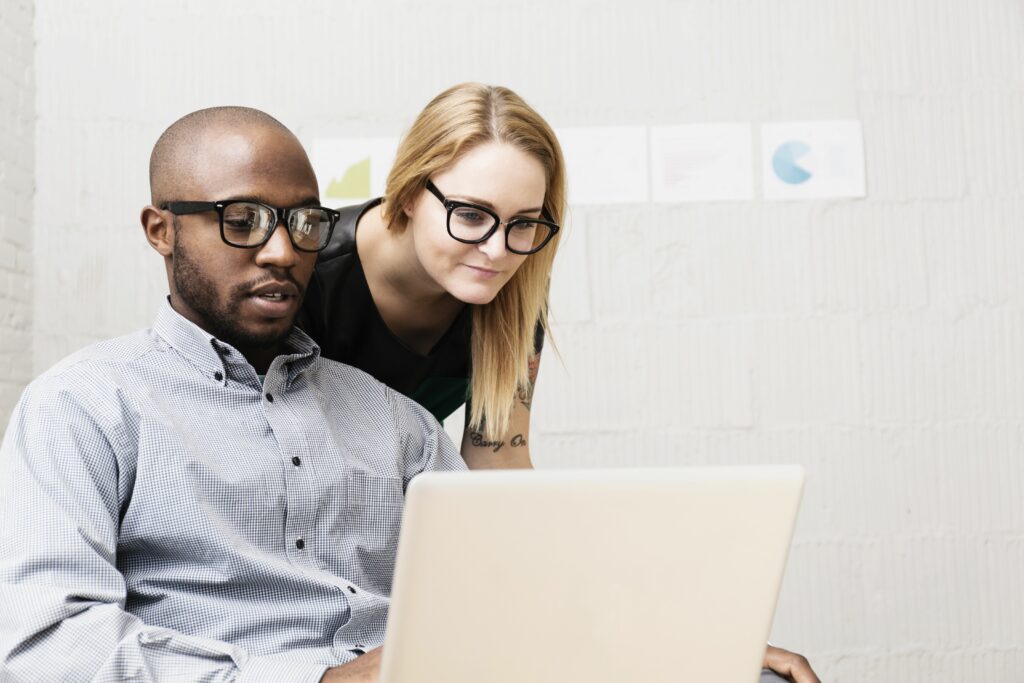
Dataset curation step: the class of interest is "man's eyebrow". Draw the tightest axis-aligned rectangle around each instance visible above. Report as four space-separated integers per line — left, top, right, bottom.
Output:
450 194 544 216
222 195 322 208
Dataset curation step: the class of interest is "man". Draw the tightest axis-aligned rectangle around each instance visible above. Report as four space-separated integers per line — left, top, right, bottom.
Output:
0 107 463 681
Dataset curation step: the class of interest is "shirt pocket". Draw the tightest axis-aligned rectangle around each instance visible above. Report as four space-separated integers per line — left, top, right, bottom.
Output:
338 470 405 591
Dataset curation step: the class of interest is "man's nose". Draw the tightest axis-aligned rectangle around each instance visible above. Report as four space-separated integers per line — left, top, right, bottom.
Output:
255 223 299 268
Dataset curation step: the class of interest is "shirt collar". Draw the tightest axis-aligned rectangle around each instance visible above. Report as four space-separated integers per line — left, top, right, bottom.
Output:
153 298 321 385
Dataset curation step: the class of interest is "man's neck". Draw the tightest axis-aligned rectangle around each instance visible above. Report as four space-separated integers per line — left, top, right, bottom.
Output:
240 343 287 375
165 295 292 375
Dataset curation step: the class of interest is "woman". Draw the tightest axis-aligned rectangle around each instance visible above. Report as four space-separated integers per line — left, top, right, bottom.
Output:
300 83 819 682
300 83 563 469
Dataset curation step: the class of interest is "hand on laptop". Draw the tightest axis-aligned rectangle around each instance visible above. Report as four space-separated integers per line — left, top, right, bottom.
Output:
764 644 820 682
321 648 382 682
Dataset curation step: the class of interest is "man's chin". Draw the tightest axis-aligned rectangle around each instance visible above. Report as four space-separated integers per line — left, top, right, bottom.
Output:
239 322 294 348
211 318 295 355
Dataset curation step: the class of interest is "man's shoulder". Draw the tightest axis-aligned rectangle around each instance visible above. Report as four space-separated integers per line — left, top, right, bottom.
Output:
10 328 161 439
308 355 392 400
309 356 440 427
307 356 465 475
32 328 161 390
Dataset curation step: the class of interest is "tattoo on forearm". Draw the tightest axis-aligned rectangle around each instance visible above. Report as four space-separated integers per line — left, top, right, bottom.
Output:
469 432 528 452
517 354 541 410
470 431 504 453
516 385 534 410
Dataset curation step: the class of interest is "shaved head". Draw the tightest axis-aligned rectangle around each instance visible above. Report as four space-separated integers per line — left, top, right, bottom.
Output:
141 106 321 372
149 106 301 206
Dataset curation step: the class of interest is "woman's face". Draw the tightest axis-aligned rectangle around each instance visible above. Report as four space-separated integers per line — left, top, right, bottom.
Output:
404 141 547 305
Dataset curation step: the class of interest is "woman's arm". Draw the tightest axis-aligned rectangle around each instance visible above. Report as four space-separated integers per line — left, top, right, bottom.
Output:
460 353 541 470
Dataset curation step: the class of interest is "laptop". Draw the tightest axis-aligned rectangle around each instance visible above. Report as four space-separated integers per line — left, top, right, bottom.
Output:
380 466 805 683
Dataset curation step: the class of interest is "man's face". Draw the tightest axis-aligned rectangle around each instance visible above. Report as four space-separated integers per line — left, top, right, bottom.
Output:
167 126 320 353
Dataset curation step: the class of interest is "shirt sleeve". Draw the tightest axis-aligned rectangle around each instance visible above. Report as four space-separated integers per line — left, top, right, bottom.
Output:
390 387 467 488
0 376 329 683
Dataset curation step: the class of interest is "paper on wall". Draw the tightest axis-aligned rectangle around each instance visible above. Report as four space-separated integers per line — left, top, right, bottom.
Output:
310 137 400 206
555 126 649 205
650 123 755 202
761 121 865 200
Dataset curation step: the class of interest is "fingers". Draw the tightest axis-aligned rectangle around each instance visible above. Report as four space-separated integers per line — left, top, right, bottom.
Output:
763 644 821 683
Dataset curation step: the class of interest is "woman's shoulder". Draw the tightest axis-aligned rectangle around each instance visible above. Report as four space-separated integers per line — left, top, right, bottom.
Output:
318 197 383 264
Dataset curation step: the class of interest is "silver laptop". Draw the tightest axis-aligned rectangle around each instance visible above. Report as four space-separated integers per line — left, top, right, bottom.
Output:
380 466 805 683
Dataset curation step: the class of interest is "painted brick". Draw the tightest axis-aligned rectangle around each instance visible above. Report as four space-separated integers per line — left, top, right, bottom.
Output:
18 1 1024 680
809 202 930 314
922 198 1024 310
860 93 968 201
0 0 33 431
962 91 1024 199
548 210 593 324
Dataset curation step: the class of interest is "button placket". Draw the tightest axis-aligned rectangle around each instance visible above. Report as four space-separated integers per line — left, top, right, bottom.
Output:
270 381 318 568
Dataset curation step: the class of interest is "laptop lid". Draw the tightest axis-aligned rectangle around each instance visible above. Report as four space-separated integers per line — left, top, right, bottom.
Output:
381 465 805 683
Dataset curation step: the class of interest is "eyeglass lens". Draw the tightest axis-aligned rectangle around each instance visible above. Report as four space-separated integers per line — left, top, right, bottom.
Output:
222 202 331 251
448 205 551 253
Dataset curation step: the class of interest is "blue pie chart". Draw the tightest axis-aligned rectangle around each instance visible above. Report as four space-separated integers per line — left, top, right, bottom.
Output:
772 141 812 184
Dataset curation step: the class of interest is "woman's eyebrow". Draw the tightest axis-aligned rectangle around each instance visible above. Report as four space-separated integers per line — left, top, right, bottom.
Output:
452 194 543 215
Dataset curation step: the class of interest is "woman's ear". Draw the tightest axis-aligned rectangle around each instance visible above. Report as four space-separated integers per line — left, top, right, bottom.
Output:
141 205 174 256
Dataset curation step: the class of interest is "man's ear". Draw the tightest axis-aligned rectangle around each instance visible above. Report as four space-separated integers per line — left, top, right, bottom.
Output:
141 205 173 256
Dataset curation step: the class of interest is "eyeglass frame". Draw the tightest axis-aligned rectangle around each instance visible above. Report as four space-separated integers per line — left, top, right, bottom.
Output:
160 200 341 253
424 180 560 255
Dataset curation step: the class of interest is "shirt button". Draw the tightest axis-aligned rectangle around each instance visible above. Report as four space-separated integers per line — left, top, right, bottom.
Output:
295 538 305 550
348 586 356 594
214 371 223 381
292 456 301 466
265 393 274 403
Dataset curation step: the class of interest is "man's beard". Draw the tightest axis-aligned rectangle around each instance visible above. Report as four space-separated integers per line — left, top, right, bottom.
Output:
171 237 302 353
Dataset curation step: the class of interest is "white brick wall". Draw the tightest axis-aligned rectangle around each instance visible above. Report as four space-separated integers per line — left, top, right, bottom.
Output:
19 0 1024 680
0 0 34 431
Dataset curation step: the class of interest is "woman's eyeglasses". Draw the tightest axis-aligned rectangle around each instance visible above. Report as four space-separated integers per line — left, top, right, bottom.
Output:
425 180 559 255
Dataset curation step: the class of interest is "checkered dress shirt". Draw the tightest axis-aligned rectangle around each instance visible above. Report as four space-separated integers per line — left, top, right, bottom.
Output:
0 301 466 682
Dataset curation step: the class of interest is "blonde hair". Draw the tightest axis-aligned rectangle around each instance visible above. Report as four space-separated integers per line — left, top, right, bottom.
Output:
383 83 566 439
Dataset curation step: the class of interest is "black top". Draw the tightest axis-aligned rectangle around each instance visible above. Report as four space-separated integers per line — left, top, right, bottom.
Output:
297 199 474 423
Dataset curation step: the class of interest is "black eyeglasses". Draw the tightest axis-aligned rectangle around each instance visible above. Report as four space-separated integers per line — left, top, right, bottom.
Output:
161 200 340 253
425 180 559 255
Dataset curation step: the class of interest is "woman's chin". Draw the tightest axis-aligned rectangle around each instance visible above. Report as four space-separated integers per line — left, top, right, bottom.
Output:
446 282 503 306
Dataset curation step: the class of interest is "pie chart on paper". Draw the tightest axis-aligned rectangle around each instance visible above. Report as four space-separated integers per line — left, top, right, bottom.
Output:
772 141 812 185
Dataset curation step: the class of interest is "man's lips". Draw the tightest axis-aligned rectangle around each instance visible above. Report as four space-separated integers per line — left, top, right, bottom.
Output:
249 280 300 298
241 280 303 319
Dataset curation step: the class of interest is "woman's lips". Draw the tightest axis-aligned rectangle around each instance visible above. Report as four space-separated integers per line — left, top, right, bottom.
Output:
463 264 501 278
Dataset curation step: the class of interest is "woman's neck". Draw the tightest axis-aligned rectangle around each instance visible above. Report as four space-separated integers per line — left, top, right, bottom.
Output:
357 204 466 355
